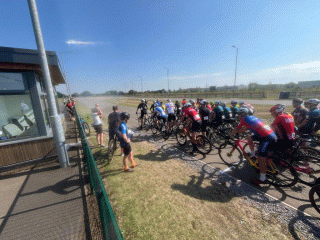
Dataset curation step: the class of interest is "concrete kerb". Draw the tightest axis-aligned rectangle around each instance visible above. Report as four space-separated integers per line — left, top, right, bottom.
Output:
134 131 320 239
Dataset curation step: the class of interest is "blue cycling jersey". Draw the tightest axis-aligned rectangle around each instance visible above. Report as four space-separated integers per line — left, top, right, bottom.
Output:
119 122 129 147
223 107 231 119
155 106 167 117
304 108 320 133
214 106 223 122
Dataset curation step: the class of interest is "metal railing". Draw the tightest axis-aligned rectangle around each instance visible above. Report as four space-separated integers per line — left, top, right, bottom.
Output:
75 108 123 240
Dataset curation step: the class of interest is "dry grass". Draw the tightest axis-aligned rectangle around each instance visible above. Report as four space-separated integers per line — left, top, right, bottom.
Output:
93 140 297 239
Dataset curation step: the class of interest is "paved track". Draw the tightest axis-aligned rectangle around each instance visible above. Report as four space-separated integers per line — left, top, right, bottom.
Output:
77 96 320 218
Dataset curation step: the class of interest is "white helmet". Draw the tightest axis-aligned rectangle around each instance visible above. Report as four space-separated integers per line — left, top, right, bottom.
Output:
305 99 320 106
184 103 192 108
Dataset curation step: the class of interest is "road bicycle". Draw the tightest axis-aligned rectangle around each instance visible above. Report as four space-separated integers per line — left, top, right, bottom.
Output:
137 112 150 130
80 117 90 136
309 178 320 215
176 121 212 154
218 137 298 187
107 132 121 164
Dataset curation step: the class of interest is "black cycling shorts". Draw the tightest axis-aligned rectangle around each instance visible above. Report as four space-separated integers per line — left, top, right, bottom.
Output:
201 120 209 132
192 121 201 132
123 143 132 156
168 113 176 122
93 124 103 134
251 135 276 158
157 115 167 123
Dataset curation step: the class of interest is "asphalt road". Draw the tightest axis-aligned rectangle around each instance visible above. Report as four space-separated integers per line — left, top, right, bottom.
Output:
77 96 320 218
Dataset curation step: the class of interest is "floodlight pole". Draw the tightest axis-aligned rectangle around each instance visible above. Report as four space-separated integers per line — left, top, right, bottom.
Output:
60 51 72 96
138 76 142 93
232 45 238 91
164 67 169 94
28 0 69 168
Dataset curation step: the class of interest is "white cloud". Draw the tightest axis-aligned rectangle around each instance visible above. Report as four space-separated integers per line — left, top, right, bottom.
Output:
66 39 101 45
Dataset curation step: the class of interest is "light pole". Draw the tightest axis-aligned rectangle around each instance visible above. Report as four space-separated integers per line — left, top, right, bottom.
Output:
164 67 169 93
232 45 238 91
138 75 142 93
60 51 72 95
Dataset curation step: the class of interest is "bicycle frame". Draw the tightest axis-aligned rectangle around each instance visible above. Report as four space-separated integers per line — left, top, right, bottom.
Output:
227 139 278 174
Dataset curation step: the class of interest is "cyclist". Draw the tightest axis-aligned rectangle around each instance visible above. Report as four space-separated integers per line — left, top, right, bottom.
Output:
136 99 148 130
182 99 187 106
119 112 137 172
151 102 168 130
221 102 231 119
182 102 202 155
291 98 307 133
210 101 224 130
165 99 176 131
296 99 320 136
190 99 197 110
270 104 295 151
150 100 157 113
229 107 277 185
199 100 210 136
230 100 239 118
66 99 76 120
175 100 182 116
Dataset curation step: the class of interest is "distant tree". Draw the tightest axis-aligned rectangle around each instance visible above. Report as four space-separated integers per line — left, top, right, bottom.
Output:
248 82 260 91
80 91 92 97
71 92 80 97
284 82 296 90
128 90 137 95
56 91 65 98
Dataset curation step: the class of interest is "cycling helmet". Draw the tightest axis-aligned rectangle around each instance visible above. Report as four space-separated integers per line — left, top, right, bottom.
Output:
184 103 192 108
175 100 179 104
167 99 171 103
190 99 195 104
270 104 285 113
221 102 226 107
204 101 209 105
305 99 320 106
209 101 214 105
200 100 205 105
141 99 145 103
231 100 237 104
214 101 220 105
239 101 244 105
292 98 303 105
153 100 157 104
238 107 249 115
182 99 187 105
120 112 130 120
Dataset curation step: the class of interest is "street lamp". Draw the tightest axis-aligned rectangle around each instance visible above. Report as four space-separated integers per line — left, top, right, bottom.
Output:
138 75 142 93
164 67 169 93
232 45 238 91
60 51 73 95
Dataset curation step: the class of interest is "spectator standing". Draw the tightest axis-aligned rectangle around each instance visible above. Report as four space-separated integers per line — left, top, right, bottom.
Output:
91 105 104 147
108 106 123 155
119 112 137 172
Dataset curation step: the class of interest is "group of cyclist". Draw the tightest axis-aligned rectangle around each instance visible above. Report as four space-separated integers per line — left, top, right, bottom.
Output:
136 97 320 185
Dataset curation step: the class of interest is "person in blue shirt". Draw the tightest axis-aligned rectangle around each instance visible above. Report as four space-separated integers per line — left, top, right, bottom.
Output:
296 99 320 135
119 112 137 172
151 102 168 130
221 102 231 119
211 101 224 129
230 100 239 118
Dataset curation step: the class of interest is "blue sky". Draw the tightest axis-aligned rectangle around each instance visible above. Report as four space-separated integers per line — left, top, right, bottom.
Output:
2 0 320 94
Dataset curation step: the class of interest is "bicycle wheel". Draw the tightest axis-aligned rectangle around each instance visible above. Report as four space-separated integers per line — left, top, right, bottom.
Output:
150 122 158 135
138 116 142 128
83 122 90 136
162 128 171 140
309 184 320 215
176 129 187 146
107 139 115 164
218 143 243 167
209 131 225 148
266 156 298 187
196 135 212 154
290 155 320 185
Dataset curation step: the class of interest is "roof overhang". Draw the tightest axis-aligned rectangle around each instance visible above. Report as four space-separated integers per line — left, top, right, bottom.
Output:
0 47 66 85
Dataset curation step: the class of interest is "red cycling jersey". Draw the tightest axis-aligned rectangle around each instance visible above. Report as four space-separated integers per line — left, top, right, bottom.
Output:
207 105 212 111
271 113 295 140
183 108 201 122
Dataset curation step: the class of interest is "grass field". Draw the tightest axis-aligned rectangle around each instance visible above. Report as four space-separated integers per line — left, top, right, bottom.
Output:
74 98 304 240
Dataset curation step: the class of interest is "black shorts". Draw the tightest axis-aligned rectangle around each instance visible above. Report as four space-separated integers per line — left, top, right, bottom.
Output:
210 121 222 129
157 115 167 123
168 113 176 122
123 143 132 156
201 120 209 132
192 121 201 132
140 111 147 118
251 135 276 158
93 124 103 134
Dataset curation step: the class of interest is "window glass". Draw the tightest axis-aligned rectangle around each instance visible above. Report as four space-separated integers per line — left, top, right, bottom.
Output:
0 94 39 141
40 95 50 127
0 72 25 91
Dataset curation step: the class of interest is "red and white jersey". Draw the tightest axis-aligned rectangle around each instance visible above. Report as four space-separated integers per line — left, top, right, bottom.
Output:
183 108 201 122
271 113 295 140
165 102 175 114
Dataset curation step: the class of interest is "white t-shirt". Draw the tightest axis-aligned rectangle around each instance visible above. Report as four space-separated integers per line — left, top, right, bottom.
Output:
165 102 175 114
92 112 102 125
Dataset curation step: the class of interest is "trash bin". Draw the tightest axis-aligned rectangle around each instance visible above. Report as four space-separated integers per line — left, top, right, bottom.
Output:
279 91 290 99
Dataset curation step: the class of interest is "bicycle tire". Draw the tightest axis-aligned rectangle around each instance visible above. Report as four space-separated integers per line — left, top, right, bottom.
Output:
138 116 142 128
83 122 90 136
150 122 158 135
162 129 171 140
176 129 187 146
209 131 225 149
289 155 320 185
266 156 298 187
196 135 212 154
107 139 115 164
309 184 320 215
218 143 243 167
